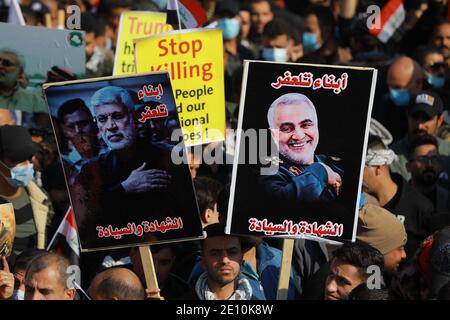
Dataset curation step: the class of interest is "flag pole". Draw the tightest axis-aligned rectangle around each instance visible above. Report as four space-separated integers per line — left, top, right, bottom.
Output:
46 206 72 250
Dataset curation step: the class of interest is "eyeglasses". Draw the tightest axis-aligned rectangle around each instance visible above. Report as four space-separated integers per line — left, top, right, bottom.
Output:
429 62 447 72
0 57 16 68
412 155 440 164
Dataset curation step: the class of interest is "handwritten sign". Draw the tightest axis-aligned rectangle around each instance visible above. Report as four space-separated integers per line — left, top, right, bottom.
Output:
134 28 225 146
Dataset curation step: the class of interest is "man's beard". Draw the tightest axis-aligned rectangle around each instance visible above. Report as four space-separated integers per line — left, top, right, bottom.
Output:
414 168 438 187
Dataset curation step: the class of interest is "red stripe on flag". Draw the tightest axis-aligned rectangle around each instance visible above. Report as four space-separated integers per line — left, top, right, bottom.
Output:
180 0 207 27
369 0 403 37
66 207 77 229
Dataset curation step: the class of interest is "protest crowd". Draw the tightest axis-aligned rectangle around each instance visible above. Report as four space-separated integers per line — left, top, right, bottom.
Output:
1 0 450 301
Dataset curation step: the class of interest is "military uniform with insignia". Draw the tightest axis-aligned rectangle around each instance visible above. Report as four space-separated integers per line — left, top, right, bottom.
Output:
258 154 344 204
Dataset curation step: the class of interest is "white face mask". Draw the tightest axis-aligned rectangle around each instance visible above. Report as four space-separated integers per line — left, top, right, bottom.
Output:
13 290 25 300
261 47 289 62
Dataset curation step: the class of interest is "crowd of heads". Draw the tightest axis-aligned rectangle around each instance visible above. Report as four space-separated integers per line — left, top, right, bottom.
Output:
1 0 450 301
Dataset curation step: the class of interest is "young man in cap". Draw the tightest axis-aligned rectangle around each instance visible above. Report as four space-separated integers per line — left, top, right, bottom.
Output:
391 90 450 181
357 204 408 275
363 135 435 260
0 125 53 254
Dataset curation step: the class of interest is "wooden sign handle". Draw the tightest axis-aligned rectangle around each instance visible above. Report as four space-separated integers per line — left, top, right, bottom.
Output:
139 246 160 299
276 238 294 300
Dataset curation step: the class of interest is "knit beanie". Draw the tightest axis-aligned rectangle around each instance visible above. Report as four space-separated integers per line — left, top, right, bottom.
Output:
357 204 407 254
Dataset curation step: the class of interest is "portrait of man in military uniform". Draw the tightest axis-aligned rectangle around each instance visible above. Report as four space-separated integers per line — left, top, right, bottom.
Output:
258 92 344 204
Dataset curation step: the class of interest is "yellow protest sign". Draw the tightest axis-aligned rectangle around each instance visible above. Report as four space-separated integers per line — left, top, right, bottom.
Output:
113 11 173 75
134 29 225 146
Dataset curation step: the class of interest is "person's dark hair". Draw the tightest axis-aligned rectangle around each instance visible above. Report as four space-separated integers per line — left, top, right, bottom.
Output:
57 98 93 124
249 0 275 12
81 12 107 37
332 242 384 279
216 183 231 223
433 19 450 37
414 46 443 67
407 134 439 160
95 267 145 300
13 248 48 273
194 176 223 214
150 243 179 256
305 5 335 43
367 135 387 151
25 252 72 289
348 283 392 300
262 18 291 40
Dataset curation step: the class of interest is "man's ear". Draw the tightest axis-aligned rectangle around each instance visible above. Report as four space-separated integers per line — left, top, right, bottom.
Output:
66 288 76 300
437 114 444 128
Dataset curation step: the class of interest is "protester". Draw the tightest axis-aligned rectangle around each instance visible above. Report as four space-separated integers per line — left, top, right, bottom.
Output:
0 49 47 113
88 266 145 300
324 242 385 300
192 223 255 300
363 135 434 259
0 125 53 254
24 252 76 300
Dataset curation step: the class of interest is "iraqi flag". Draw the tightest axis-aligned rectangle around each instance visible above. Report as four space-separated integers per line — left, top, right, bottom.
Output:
167 0 207 30
368 0 405 44
7 0 26 25
47 207 80 266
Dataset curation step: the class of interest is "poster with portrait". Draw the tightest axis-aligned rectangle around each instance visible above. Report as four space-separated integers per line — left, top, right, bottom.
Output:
0 22 85 114
43 72 203 251
226 61 377 244
0 203 15 257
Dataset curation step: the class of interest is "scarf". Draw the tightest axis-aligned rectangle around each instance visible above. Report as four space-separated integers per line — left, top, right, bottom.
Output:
195 272 253 300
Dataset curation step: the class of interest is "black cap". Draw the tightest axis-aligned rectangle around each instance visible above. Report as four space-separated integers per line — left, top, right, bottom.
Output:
203 223 228 238
408 90 444 118
429 226 450 296
214 0 240 17
0 125 36 163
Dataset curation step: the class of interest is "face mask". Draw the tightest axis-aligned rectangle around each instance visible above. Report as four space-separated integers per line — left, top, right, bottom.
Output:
427 75 445 89
262 47 289 62
153 0 168 10
0 161 34 187
303 32 320 53
389 88 411 107
13 290 25 300
105 38 113 50
217 18 240 40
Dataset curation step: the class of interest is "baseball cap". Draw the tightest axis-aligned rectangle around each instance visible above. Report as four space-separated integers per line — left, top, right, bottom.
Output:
429 226 450 296
408 90 443 118
0 125 36 163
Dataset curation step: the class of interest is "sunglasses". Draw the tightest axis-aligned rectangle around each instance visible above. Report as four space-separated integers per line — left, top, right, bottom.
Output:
429 62 447 72
0 57 16 68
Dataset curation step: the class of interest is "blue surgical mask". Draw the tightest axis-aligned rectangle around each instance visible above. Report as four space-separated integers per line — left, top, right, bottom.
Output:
303 32 320 53
13 290 25 300
262 47 289 62
0 161 34 187
217 18 240 40
389 88 411 107
153 0 168 10
427 75 445 89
